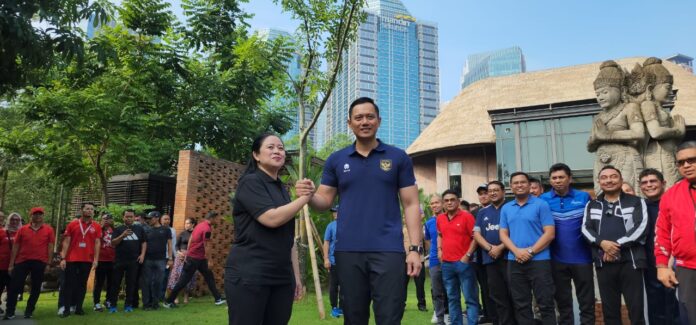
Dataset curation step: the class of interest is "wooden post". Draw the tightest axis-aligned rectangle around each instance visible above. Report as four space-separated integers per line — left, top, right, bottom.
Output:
302 205 325 319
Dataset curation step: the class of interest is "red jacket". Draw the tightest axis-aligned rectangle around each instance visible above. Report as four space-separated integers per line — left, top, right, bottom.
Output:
655 179 696 269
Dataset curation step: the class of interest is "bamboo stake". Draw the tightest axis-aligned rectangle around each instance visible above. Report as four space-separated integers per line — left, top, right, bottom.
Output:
302 205 325 318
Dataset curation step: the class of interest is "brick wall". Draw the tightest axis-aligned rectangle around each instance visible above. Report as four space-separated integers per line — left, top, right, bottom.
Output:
173 150 245 296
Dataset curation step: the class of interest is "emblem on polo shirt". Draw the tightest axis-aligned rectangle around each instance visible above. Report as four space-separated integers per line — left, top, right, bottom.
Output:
343 163 350 173
380 159 392 172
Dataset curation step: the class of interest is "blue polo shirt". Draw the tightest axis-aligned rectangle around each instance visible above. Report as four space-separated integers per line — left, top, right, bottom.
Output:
500 195 554 261
323 220 337 265
424 216 440 267
474 204 503 265
539 188 592 264
321 140 416 252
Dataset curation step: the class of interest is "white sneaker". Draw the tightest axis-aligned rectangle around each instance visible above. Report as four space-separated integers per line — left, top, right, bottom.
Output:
70 306 76 313
431 311 438 324
57 306 65 316
444 313 450 325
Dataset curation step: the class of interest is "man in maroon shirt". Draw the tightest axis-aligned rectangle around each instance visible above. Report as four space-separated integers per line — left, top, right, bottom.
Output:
163 211 225 308
93 213 115 311
4 207 55 320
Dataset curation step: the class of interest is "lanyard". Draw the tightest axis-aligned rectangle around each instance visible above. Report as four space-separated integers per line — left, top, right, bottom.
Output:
78 219 93 240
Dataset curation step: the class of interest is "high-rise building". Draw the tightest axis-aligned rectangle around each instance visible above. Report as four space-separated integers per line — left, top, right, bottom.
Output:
460 46 526 89
665 53 694 74
324 0 439 149
257 28 314 146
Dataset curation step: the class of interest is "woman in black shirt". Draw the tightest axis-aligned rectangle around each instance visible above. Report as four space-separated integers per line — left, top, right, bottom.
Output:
167 218 196 304
225 133 312 325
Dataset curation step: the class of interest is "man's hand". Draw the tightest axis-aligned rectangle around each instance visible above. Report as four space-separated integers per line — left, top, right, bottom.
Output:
91 260 98 271
657 267 679 289
167 259 173 269
437 250 442 261
323 260 330 270
406 251 422 277
137 254 145 264
8 264 14 274
208 259 214 269
460 254 471 264
514 248 532 264
60 259 66 270
294 179 315 197
600 240 621 258
294 281 305 301
488 244 504 260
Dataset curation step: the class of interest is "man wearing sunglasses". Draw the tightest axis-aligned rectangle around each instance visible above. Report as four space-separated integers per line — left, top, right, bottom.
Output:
655 140 696 324
581 165 648 325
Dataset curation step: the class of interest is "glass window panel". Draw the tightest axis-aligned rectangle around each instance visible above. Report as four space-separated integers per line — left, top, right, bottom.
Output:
448 161 462 176
558 116 592 133
559 133 594 170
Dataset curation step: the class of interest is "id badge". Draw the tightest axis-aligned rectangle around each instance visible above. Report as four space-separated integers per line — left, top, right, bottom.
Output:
78 242 87 248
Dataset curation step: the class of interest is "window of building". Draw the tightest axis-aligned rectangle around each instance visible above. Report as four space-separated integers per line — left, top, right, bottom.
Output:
448 161 462 197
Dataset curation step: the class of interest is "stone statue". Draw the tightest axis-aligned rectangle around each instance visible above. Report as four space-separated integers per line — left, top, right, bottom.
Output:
587 61 646 194
638 57 686 186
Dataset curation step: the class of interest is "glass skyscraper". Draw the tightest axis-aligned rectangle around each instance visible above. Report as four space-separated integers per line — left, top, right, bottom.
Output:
324 0 439 149
460 46 526 89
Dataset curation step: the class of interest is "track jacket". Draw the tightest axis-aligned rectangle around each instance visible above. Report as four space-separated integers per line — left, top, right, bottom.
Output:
581 192 648 269
655 179 696 269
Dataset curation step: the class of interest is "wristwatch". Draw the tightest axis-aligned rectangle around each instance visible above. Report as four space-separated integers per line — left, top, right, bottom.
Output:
465 252 472 258
408 245 424 255
527 248 535 256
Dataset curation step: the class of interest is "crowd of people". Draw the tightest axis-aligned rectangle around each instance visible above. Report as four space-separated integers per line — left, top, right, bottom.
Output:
0 205 225 320
1 95 695 325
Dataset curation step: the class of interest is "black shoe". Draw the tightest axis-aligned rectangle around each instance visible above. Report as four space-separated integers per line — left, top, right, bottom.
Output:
3 314 15 320
74 309 86 316
418 305 428 312
59 311 69 318
478 316 492 324
24 313 33 319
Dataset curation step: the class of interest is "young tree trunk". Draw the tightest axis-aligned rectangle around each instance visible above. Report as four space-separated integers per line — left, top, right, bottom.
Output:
0 167 7 211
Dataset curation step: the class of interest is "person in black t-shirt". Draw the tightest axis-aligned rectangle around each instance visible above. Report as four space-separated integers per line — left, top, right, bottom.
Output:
224 133 309 325
141 211 172 310
108 209 147 313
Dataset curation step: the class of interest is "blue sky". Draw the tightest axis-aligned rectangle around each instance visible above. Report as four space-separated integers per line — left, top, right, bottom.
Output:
239 0 696 102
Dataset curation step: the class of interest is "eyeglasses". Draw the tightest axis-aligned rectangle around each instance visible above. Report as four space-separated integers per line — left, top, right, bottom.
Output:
677 157 696 167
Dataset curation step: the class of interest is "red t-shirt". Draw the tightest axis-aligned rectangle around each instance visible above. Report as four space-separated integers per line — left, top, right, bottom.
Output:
436 209 476 262
0 228 11 270
99 227 115 262
64 218 103 262
187 221 211 260
14 224 56 265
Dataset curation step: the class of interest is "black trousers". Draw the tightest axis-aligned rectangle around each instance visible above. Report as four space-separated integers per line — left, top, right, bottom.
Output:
335 252 406 325
224 273 294 325
486 259 516 325
59 262 91 312
552 262 595 325
329 264 343 309
676 266 696 325
0 269 9 303
109 260 140 308
93 261 114 305
403 261 426 308
508 260 555 325
596 263 645 325
166 257 221 303
474 260 494 319
643 265 680 325
6 260 46 315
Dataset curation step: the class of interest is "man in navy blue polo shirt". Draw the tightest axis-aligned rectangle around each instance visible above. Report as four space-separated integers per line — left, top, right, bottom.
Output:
539 163 594 325
473 181 515 325
303 97 422 325
499 171 556 325
424 194 448 325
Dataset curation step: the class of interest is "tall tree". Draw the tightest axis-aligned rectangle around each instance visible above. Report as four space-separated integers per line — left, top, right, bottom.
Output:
275 0 366 318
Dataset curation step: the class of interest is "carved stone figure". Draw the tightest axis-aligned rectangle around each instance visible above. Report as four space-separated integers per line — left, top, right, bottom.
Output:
587 61 645 194
639 57 686 186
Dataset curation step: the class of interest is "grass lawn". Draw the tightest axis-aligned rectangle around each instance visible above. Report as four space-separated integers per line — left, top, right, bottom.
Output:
27 277 433 324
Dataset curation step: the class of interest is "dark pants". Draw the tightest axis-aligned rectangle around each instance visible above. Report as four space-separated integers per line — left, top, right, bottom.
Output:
644 265 680 325
676 266 696 325
109 260 139 308
429 265 449 325
403 261 426 309
142 259 166 308
225 273 294 325
335 252 406 325
596 263 645 325
508 260 555 325
167 257 221 303
329 264 343 309
5 260 46 315
161 265 171 300
0 269 9 304
59 262 91 313
486 259 516 325
552 262 595 325
474 261 494 320
93 261 114 305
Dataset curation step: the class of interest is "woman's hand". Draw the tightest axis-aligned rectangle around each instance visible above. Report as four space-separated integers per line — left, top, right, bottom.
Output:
294 179 315 197
294 281 305 301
